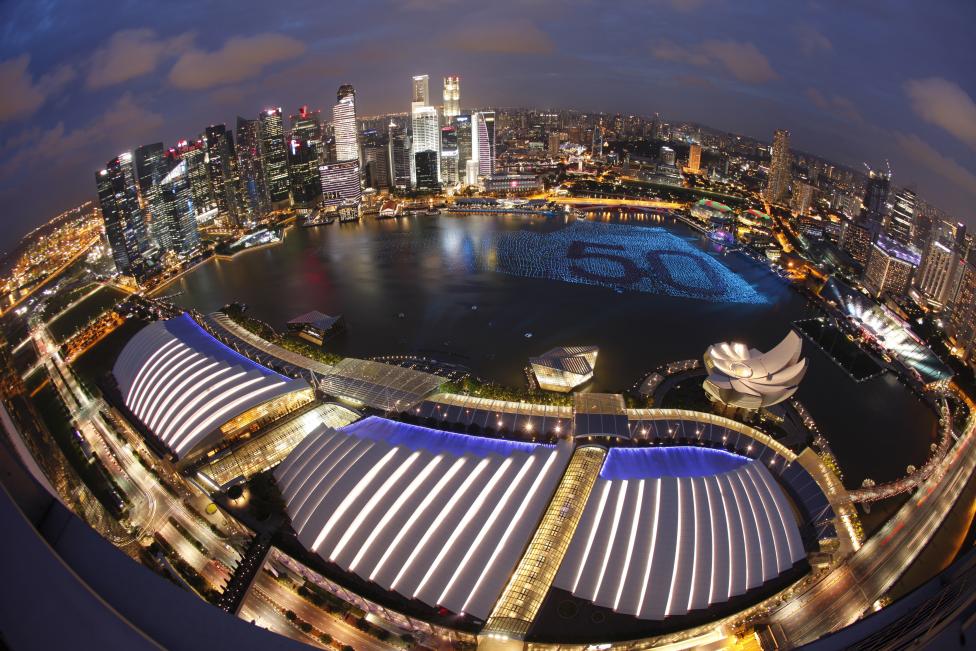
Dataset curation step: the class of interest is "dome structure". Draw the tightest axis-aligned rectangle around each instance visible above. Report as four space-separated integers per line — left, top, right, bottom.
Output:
703 331 807 410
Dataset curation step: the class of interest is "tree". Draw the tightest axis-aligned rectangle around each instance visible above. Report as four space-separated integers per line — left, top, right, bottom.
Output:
285 610 297 622
319 633 333 645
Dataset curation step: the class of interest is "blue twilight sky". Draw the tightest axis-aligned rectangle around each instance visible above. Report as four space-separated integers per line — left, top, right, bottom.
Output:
1 0 974 250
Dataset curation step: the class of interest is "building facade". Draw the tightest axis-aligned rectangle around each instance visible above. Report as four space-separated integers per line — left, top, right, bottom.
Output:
157 160 201 256
235 116 269 220
442 75 460 120
319 160 362 207
333 85 359 164
862 234 921 298
258 108 290 204
764 128 791 205
96 153 152 278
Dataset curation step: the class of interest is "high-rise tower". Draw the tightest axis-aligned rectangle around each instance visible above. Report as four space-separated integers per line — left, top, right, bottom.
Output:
886 188 916 244
204 124 244 227
259 108 289 204
764 128 791 205
96 153 151 277
333 85 359 163
235 116 269 218
443 75 460 120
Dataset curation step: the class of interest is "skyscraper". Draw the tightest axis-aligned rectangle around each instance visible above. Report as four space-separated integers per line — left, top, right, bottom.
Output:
862 234 921 298
471 111 495 179
319 160 362 207
591 121 603 159
439 126 459 186
204 124 244 227
235 116 269 219
686 143 701 174
443 76 460 120
454 114 473 180
333 85 359 163
764 129 791 205
96 153 151 277
412 74 429 105
414 150 440 190
259 108 289 204
170 139 215 219
157 160 201 256
387 122 410 189
947 253 976 363
361 130 390 190
791 183 816 216
133 142 167 219
916 237 964 307
886 188 916 244
860 165 891 227
411 105 440 186
288 137 322 203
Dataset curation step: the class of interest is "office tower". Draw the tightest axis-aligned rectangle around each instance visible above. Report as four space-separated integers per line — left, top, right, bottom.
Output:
319 160 362 207
411 105 440 185
414 150 440 190
387 122 410 189
443 75 460 120
548 133 561 156
258 108 289 203
860 165 891 227
291 106 324 159
471 111 495 178
360 130 389 190
840 219 874 265
157 160 200 256
650 113 660 140
659 146 676 167
862 234 921 298
288 137 322 203
204 124 244 227
687 143 701 174
916 238 964 307
791 183 816 216
333 85 359 164
455 114 473 178
764 128 791 205
591 122 603 159
439 126 459 186
133 142 167 220
96 153 151 277
886 188 916 244
947 253 976 363
172 140 215 219
235 116 269 219
412 74 429 105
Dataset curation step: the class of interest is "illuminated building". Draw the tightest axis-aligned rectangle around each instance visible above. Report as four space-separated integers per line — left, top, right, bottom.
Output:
916 238 964 307
333 84 359 163
412 73 429 105
442 75 460 120
387 122 410 189
860 164 891 227
111 314 312 461
361 130 390 190
319 159 362 208
946 254 976 365
96 153 152 278
763 128 791 205
840 219 874 265
591 121 603 158
133 142 167 238
483 174 542 194
204 124 244 227
862 234 921 298
530 346 598 392
548 132 561 155
885 188 916 244
791 182 816 216
439 126 458 186
235 116 269 219
259 107 290 203
290 106 323 161
703 332 807 411
690 198 732 225
157 160 201 256
411 105 440 185
170 139 215 219
686 142 701 173
454 114 473 180
471 111 495 179
659 145 676 167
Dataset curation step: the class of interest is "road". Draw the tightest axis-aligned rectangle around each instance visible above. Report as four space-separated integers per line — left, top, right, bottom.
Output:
241 570 395 651
33 323 248 591
765 410 976 646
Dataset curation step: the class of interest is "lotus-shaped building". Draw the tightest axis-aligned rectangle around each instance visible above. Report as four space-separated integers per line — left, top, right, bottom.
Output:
703 331 807 410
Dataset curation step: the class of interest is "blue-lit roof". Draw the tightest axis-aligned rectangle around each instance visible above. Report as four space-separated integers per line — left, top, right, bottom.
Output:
600 445 750 480
161 313 290 381
342 416 552 457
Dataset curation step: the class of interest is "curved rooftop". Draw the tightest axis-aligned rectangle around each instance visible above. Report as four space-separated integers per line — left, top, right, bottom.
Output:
704 331 807 410
112 314 309 458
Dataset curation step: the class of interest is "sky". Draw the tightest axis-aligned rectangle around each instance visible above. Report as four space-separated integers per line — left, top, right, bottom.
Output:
1 0 975 250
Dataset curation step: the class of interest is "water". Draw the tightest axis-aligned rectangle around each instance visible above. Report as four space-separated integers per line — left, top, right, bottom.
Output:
168 212 935 485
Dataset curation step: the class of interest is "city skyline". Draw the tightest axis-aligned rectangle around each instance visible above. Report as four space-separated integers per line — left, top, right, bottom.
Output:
1 1 975 250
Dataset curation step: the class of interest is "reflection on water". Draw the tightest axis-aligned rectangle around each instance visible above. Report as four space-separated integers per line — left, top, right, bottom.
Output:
169 212 935 485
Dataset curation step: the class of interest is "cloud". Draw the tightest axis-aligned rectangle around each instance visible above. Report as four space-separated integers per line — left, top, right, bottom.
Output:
904 77 976 151
87 28 193 89
442 20 555 55
652 39 777 84
168 33 306 90
794 24 832 57
0 55 75 121
805 88 862 123
1 93 163 175
896 132 976 197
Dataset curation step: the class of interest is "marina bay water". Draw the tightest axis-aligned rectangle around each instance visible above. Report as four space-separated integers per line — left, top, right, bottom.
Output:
168 212 936 486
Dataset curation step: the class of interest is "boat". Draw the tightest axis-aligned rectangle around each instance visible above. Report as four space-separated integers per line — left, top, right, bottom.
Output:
302 209 336 227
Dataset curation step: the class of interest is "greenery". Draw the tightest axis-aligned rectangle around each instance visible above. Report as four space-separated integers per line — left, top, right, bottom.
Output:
440 377 574 406
222 305 344 365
